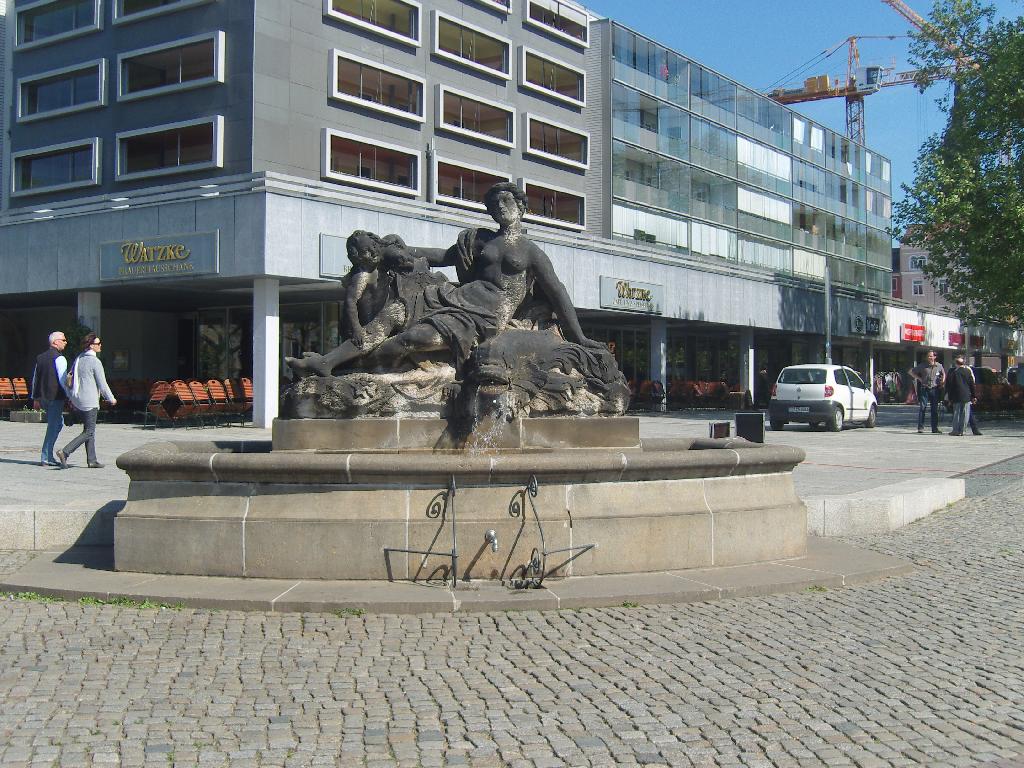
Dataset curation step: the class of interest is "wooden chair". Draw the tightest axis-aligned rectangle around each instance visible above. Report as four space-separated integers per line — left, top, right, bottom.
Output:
206 379 235 424
171 380 198 425
187 380 215 426
11 377 30 409
144 381 175 427
0 378 18 417
239 377 254 423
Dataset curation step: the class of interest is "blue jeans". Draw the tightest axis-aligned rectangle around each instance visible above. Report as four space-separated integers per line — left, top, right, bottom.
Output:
917 386 941 432
40 398 65 463
951 401 971 435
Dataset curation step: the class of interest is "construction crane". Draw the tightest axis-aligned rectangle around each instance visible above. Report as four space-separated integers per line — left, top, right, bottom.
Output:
766 0 964 144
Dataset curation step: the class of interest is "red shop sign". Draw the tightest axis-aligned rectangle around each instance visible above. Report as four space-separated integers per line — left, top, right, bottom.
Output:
902 323 926 342
948 332 964 345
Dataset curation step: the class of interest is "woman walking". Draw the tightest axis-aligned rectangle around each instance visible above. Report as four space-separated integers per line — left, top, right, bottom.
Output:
56 333 117 469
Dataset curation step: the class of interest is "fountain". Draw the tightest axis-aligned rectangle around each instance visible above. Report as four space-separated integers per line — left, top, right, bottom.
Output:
115 184 805 585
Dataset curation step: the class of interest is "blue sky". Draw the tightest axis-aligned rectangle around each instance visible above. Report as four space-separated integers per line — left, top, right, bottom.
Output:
583 0 1021 206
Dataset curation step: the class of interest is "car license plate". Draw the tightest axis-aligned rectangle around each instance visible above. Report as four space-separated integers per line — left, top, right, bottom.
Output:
790 406 810 413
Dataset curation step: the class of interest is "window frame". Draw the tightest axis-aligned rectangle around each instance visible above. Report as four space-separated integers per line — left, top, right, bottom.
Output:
323 0 422 48
523 0 589 49
912 279 924 296
329 49 426 123
523 113 588 170
15 0 103 51
520 177 586 231
909 255 927 270
113 0 215 25
10 137 102 197
518 46 586 108
432 155 511 212
117 31 225 103
432 10 512 80
436 84 516 149
465 0 511 14
321 127 421 197
16 58 107 123
115 115 224 181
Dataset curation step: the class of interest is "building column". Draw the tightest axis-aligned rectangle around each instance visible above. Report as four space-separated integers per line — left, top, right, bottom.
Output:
253 278 280 429
77 291 101 334
865 340 875 387
650 317 667 385
738 327 755 400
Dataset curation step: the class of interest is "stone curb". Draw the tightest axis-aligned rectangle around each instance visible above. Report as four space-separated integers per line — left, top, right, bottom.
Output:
0 537 912 615
805 477 965 536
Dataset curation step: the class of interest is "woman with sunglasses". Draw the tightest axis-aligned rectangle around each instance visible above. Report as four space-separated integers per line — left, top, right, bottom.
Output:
56 332 117 469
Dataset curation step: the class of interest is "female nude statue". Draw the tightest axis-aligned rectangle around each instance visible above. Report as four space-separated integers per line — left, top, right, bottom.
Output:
288 182 603 376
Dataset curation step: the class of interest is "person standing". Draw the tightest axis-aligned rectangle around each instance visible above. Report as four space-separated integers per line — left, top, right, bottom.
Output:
755 367 771 409
946 357 977 436
56 333 116 469
953 360 983 435
30 331 69 467
908 350 946 433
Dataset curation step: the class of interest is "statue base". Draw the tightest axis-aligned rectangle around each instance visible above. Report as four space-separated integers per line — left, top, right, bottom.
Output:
114 420 807 582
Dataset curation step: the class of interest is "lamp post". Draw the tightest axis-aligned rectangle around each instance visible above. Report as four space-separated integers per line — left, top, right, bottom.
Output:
824 257 832 364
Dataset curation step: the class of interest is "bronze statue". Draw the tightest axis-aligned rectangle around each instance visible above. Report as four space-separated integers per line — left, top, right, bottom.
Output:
282 182 628 420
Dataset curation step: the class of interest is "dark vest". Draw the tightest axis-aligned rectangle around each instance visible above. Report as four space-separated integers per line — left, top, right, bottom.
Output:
33 348 66 402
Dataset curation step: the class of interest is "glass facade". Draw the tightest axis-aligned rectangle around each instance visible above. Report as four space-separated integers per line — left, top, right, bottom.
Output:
608 22 892 295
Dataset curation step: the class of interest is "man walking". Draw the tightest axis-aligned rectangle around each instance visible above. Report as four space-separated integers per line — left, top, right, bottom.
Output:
30 331 69 467
909 350 945 434
947 357 977 436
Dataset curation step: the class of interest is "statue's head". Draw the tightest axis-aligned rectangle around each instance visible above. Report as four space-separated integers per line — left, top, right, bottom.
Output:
483 182 528 224
346 230 386 270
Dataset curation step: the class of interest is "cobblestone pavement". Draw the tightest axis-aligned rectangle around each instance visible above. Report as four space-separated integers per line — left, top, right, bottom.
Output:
2 483 1024 768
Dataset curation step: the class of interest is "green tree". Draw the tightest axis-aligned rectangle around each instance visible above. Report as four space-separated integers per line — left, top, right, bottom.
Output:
893 0 1024 325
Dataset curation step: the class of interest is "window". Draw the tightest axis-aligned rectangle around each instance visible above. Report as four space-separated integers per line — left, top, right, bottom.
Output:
525 0 588 46
326 0 421 46
119 32 224 101
689 65 736 125
115 0 213 23
433 158 510 210
117 117 223 180
468 0 510 12
433 11 509 78
438 86 515 148
525 115 587 168
520 48 585 106
522 180 584 229
11 138 100 196
17 0 101 49
322 128 420 196
909 255 927 270
612 203 688 251
936 278 948 295
18 60 106 122
331 51 424 122
912 280 924 296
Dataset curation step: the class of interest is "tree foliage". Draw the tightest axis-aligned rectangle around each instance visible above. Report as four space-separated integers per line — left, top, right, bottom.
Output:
893 0 1024 325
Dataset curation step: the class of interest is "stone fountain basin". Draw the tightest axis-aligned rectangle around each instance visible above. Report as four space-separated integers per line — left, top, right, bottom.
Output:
114 419 806 582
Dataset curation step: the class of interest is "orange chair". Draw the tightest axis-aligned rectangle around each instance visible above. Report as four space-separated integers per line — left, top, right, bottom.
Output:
239 377 254 423
144 381 175 427
11 377 30 409
0 378 18 416
171 380 198 425
187 380 214 426
206 379 234 423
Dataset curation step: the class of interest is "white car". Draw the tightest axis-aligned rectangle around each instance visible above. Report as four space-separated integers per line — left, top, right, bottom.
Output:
768 364 877 432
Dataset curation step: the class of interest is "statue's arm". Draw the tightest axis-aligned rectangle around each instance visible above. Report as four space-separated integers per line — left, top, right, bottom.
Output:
395 245 456 268
528 245 601 348
344 268 373 341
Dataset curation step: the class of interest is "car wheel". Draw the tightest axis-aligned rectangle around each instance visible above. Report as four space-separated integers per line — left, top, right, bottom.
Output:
828 405 844 432
866 404 877 428
770 419 785 431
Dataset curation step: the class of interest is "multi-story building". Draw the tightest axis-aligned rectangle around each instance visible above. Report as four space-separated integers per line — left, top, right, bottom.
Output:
0 0 1014 425
891 243 952 312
